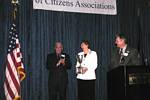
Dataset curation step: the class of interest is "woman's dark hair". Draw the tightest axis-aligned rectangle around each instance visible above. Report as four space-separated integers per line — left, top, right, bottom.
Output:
81 40 90 48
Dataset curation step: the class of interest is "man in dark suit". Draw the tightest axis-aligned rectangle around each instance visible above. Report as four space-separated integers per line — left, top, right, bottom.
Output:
110 34 142 70
46 42 71 100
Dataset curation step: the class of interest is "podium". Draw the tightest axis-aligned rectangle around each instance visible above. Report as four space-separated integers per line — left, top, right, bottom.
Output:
107 65 150 100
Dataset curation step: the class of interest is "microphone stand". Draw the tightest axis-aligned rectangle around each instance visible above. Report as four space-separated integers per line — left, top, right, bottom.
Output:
120 57 127 99
123 63 127 99
144 58 150 73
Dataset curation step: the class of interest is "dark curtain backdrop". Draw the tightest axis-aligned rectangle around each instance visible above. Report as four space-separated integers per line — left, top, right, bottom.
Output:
0 0 150 100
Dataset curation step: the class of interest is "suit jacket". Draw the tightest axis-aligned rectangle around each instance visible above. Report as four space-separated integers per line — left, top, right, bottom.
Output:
110 46 142 70
46 52 71 85
76 50 98 80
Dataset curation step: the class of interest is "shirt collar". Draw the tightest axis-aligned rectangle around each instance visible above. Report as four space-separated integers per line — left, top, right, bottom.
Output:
120 45 127 53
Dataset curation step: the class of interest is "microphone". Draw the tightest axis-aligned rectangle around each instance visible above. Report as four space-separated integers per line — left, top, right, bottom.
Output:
60 54 65 59
144 58 149 66
57 54 65 67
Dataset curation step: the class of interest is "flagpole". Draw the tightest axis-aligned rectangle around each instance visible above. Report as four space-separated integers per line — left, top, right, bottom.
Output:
11 0 21 100
11 0 19 21
4 0 25 100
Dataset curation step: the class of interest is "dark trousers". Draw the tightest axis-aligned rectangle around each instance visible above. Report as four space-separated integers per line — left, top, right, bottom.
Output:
49 79 67 100
77 79 95 100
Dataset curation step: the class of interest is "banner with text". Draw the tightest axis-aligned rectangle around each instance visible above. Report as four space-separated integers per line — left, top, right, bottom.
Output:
33 0 117 15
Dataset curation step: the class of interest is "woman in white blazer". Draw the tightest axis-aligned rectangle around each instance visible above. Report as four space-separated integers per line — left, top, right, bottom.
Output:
76 40 98 100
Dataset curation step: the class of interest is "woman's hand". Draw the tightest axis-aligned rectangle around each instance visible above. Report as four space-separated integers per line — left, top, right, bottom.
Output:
82 67 88 74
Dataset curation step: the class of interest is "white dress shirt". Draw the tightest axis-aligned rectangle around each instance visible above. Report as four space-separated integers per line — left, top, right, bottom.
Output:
76 49 98 80
119 45 127 54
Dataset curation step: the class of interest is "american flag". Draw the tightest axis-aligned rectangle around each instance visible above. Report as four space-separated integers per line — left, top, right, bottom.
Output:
4 23 26 100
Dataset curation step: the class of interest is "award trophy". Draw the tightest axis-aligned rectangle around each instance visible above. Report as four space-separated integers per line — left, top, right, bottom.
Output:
76 55 83 74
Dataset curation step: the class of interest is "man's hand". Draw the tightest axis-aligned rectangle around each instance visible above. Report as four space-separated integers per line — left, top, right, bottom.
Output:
60 59 65 65
57 59 65 66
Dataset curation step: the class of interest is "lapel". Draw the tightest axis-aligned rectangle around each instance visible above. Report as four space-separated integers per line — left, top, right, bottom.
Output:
122 46 131 65
81 49 92 62
84 50 91 58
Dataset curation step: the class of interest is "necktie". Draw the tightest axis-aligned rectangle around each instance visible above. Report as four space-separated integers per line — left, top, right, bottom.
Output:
119 49 123 55
119 49 123 63
57 54 60 60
